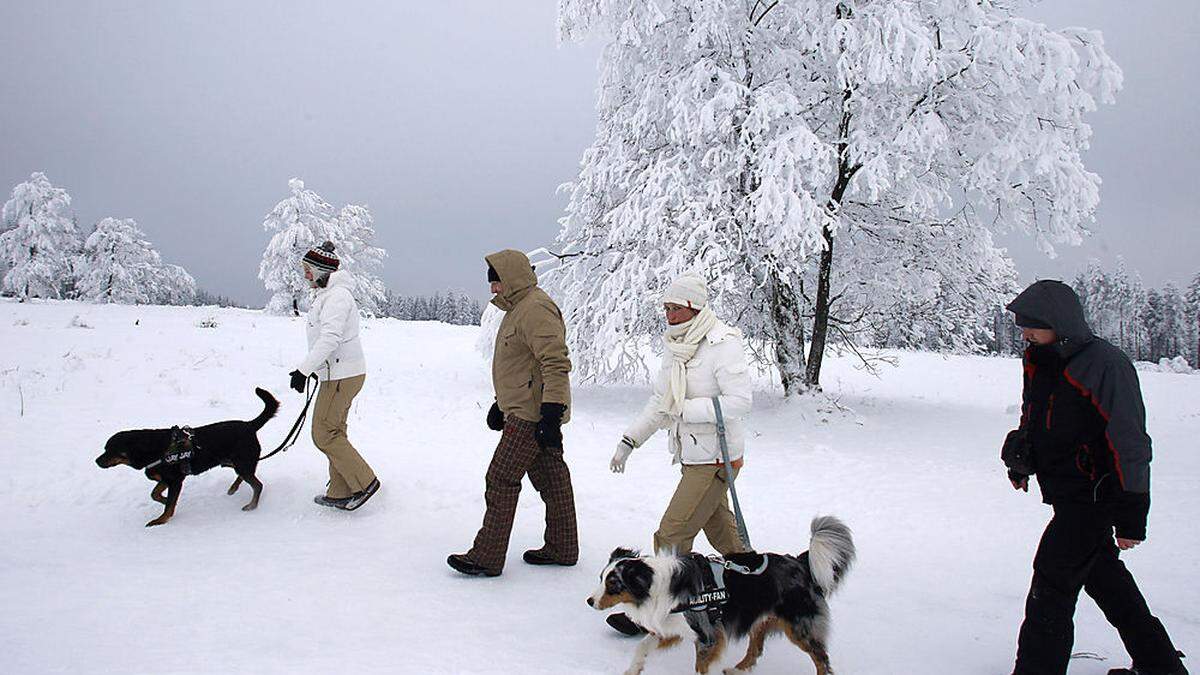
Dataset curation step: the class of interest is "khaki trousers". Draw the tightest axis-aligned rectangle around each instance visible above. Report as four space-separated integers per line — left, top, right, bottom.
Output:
653 464 745 556
312 374 376 498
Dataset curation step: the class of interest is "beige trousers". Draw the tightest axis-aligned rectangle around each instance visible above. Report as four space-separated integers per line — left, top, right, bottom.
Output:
653 464 745 556
311 374 376 498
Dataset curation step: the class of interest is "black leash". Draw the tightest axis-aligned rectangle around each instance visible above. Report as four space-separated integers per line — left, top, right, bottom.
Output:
260 374 318 461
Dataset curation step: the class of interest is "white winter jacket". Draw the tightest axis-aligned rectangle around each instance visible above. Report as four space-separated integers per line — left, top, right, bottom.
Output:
623 320 752 465
298 271 366 382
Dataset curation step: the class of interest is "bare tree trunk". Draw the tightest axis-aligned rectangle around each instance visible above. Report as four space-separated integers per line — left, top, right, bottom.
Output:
769 271 807 395
805 225 835 389
803 1 858 391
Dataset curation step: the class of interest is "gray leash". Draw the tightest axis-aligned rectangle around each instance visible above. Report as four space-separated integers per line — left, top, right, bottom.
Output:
712 396 751 551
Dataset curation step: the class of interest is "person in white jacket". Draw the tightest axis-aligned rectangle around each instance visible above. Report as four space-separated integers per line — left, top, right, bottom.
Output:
604 273 753 636
289 241 380 511
610 272 752 554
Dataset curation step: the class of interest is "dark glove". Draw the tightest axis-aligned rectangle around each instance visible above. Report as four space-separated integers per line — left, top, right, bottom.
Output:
1001 428 1034 476
486 402 505 431
289 370 308 393
535 403 566 449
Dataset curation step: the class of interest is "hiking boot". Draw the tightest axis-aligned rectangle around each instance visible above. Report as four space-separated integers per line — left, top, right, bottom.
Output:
342 478 380 511
314 494 352 509
606 612 646 636
447 553 501 577
523 548 577 567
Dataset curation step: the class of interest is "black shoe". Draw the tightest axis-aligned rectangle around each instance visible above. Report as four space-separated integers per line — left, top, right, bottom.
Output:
523 548 577 567
447 553 501 577
1108 662 1189 675
314 494 352 509
606 613 646 636
342 478 380 511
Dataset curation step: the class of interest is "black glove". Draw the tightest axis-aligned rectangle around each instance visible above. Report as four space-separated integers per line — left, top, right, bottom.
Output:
486 402 505 431
1001 428 1034 476
535 403 566 449
289 370 308 393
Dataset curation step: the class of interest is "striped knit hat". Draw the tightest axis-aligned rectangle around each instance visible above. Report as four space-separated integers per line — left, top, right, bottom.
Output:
302 241 340 272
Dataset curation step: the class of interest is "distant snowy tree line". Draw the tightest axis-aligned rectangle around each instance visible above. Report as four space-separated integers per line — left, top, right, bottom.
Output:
989 259 1200 368
380 289 483 326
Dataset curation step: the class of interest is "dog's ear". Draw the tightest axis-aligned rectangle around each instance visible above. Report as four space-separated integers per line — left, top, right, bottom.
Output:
614 558 655 599
610 547 639 563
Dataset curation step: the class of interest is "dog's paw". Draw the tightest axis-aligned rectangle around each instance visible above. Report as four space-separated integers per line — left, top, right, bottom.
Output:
242 503 258 512
723 669 747 675
145 518 168 527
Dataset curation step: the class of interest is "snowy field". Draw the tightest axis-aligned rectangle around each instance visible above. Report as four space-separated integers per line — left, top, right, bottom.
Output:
1 299 1196 675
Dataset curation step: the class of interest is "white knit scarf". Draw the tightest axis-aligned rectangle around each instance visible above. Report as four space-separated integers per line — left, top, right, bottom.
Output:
659 306 718 417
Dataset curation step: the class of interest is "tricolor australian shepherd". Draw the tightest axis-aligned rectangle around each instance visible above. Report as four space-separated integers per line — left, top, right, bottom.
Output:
588 516 855 675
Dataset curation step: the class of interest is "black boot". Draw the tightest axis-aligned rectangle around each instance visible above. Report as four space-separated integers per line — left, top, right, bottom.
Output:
1108 653 1189 675
523 548 577 567
447 553 501 577
606 613 646 636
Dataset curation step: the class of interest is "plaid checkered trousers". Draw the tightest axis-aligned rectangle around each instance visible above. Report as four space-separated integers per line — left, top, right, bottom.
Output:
467 417 578 572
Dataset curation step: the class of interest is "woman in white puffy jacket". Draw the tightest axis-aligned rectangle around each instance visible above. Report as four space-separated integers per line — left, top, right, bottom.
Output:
609 273 752 556
289 242 379 511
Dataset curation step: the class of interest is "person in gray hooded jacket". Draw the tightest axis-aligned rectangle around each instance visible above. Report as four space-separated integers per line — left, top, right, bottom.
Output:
1005 280 1186 675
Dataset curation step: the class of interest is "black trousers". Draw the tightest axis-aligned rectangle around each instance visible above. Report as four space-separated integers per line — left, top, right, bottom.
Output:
1014 503 1182 675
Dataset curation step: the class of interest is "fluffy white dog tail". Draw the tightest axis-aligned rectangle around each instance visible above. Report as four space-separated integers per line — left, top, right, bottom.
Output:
807 515 855 597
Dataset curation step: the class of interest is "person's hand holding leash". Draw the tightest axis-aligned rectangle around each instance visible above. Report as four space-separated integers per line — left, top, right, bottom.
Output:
289 370 308 393
610 438 634 473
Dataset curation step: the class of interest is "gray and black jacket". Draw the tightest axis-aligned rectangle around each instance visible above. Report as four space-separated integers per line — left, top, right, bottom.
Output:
1007 280 1152 540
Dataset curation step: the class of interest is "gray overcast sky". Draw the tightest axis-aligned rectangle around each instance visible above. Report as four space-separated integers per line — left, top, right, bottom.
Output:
1 1 1197 306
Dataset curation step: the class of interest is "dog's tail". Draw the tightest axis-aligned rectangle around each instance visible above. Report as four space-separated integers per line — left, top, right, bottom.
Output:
249 387 280 430
806 515 855 597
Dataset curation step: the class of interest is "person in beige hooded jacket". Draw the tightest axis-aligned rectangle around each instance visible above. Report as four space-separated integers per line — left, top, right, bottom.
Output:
447 250 579 577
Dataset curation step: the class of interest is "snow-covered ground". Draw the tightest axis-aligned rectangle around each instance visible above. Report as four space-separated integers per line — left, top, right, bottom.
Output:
1 299 1196 675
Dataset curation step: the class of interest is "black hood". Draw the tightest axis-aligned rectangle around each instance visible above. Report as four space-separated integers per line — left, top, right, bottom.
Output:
1007 280 1094 355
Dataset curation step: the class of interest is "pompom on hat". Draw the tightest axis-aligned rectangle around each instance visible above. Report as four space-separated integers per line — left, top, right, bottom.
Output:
661 273 708 310
302 241 340 272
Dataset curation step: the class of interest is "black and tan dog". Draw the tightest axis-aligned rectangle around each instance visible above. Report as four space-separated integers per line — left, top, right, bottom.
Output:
95 388 279 526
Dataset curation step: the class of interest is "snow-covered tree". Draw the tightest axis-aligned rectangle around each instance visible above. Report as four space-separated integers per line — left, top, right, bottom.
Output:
1187 272 1200 367
554 0 1120 392
0 172 81 300
77 218 163 304
76 217 197 305
1144 284 1188 363
155 264 198 306
335 203 388 316
258 178 388 316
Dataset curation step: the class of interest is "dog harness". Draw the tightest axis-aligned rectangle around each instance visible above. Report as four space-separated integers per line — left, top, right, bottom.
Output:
670 553 769 648
144 426 198 474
